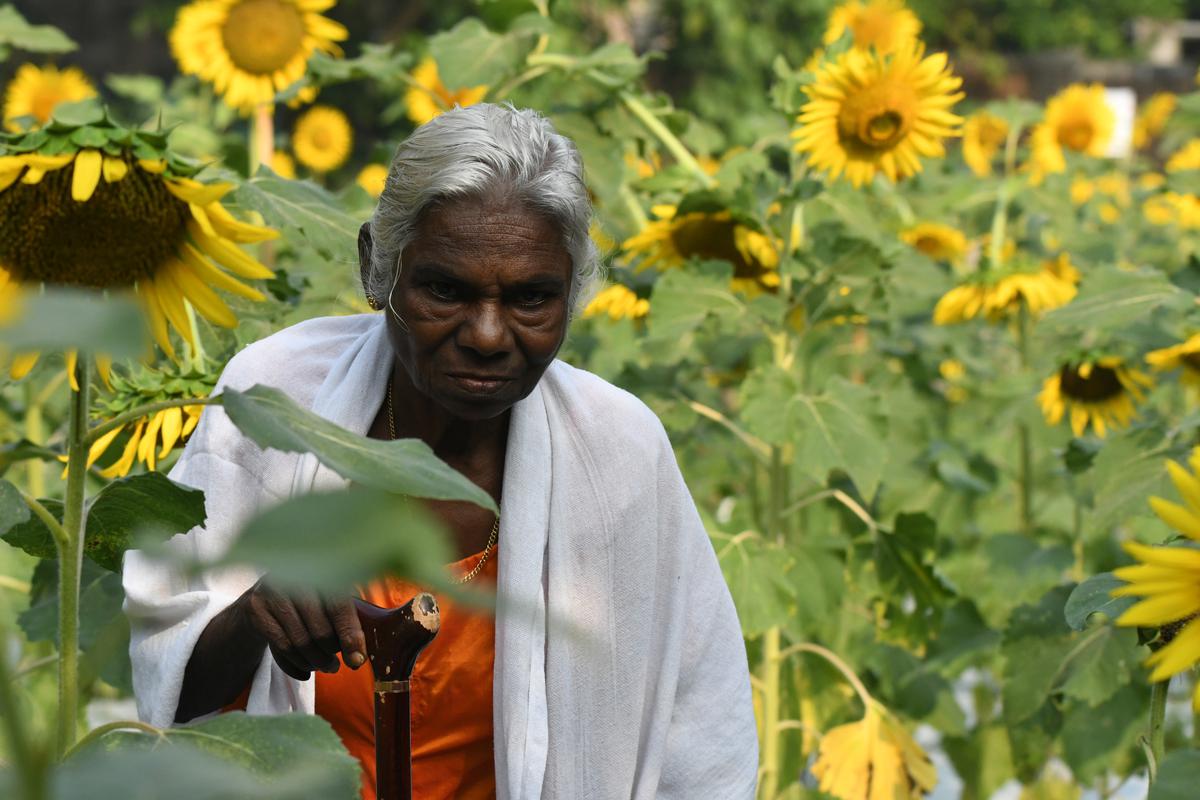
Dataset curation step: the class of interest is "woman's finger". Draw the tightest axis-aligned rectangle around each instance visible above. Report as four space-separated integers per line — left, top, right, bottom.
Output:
268 641 313 681
268 594 339 673
325 596 367 669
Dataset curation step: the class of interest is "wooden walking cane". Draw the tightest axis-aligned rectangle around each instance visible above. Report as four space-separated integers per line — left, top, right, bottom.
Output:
354 593 441 800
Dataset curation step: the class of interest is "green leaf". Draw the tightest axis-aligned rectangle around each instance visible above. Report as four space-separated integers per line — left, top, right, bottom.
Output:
738 365 798 446
1059 625 1139 707
716 533 795 637
873 513 952 637
429 18 529 89
62 714 358 799
646 262 742 342
2 473 205 571
221 386 496 511
0 5 75 52
0 439 59 476
20 557 118 649
0 289 146 360
1061 685 1146 783
48 98 106 127
0 478 30 537
203 487 455 594
1041 268 1182 333
84 473 207 571
790 378 887 497
1064 573 1137 630
1152 750 1200 800
234 173 358 262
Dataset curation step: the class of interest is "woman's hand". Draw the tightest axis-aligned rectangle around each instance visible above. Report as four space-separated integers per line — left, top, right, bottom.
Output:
243 580 367 680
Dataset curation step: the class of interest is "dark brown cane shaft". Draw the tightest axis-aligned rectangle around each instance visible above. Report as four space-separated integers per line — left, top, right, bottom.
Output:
353 593 440 800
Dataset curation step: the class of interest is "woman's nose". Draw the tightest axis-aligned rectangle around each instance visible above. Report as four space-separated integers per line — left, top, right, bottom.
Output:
457 300 512 357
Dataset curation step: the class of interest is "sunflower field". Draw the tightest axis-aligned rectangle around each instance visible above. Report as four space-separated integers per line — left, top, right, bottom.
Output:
6 0 1200 797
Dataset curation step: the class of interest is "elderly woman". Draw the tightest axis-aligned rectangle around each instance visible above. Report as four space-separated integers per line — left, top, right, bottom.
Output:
123 103 757 799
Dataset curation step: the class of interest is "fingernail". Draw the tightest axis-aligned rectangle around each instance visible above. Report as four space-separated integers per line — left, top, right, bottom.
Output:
348 652 365 668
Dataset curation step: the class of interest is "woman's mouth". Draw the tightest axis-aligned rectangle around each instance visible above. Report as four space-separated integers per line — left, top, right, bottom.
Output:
446 373 512 394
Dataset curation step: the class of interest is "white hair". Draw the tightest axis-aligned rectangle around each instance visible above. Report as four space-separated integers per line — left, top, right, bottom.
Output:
366 103 600 318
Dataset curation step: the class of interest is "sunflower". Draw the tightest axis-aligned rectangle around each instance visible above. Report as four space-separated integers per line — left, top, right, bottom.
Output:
270 151 297 178
1146 335 1200 397
0 121 277 368
933 260 1077 325
3 64 96 131
291 105 351 173
356 163 388 198
1144 191 1200 228
621 205 780 294
792 42 964 187
1166 139 1200 173
404 56 488 127
583 284 649 321
961 111 1008 177
811 701 936 800
1037 357 1152 438
823 0 922 56
80 364 216 476
1112 447 1200 708
1029 84 1115 183
900 222 966 261
1139 172 1166 191
169 0 348 113
1134 92 1177 150
1070 176 1095 206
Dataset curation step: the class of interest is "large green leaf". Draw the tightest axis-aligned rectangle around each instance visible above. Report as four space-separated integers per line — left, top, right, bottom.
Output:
715 533 795 637
221 386 497 511
0 5 75 53
0 478 30 537
1 473 206 572
1060 685 1146 783
1064 572 1137 630
19 556 130 688
204 487 456 594
790 377 887 497
429 18 531 89
62 713 358 799
1041 268 1182 333
234 173 358 262
646 262 743 343
1152 750 1200 800
0 290 146 359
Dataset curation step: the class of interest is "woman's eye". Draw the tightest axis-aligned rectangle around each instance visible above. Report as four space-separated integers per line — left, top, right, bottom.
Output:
516 290 550 306
426 282 458 301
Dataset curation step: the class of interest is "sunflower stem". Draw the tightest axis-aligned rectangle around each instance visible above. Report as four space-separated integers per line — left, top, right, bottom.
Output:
619 92 716 189
1017 304 1034 535
248 104 274 177
84 396 221 447
1148 678 1168 782
759 626 782 800
56 355 90 757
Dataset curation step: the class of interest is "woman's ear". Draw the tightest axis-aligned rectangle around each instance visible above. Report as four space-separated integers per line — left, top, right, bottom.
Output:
358 222 374 301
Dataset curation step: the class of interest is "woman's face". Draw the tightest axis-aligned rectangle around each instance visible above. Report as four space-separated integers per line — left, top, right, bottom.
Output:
384 193 573 420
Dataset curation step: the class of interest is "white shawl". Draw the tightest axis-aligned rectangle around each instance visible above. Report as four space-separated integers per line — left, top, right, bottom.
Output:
123 313 758 799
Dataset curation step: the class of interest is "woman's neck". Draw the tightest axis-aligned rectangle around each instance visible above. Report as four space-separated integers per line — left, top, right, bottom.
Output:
388 363 510 460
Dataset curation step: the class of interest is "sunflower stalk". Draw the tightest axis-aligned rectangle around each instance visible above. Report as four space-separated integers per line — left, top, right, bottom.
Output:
55 355 90 757
1016 304 1034 536
248 104 275 177
759 625 782 800
619 92 716 189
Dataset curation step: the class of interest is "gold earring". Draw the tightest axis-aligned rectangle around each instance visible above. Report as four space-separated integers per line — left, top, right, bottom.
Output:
367 295 382 311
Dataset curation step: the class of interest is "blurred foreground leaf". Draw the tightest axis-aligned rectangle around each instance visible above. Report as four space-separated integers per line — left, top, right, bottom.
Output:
222 385 497 511
62 713 358 799
1152 750 1200 800
194 487 455 594
0 290 146 360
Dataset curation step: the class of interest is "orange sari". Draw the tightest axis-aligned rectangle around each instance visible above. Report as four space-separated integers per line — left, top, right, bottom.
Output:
316 548 499 800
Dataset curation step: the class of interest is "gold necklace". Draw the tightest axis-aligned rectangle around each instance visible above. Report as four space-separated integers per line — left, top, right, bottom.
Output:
387 380 499 584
